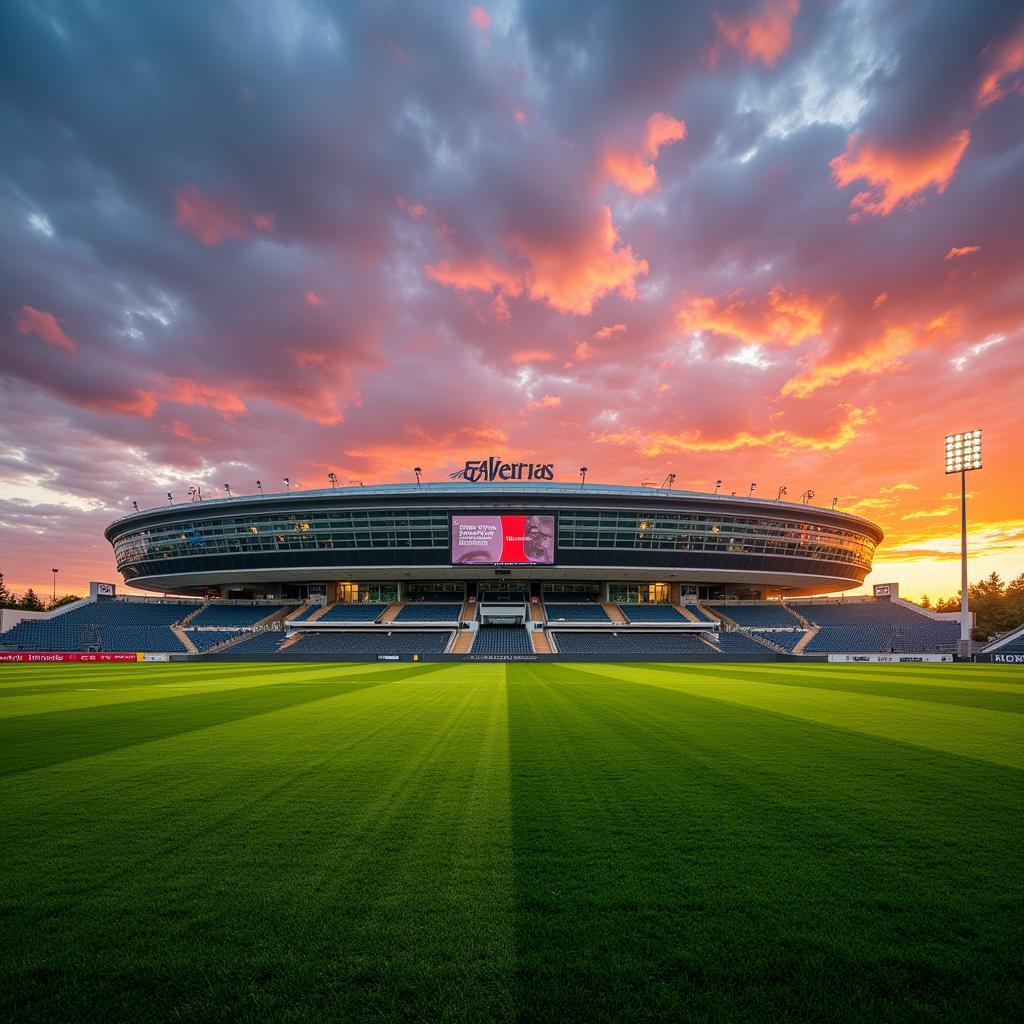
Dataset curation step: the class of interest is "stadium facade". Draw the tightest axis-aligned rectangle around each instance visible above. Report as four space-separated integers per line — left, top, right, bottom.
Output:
3 479 969 662
104 481 883 601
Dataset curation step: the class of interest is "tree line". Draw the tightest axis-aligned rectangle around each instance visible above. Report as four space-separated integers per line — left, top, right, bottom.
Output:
917 572 1024 640
0 574 82 612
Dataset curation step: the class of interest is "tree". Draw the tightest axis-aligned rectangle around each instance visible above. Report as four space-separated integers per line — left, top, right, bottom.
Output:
919 595 931 609
19 589 45 611
49 594 82 610
0 573 16 610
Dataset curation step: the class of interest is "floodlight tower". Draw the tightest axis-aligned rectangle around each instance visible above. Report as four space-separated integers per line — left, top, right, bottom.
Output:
945 429 983 657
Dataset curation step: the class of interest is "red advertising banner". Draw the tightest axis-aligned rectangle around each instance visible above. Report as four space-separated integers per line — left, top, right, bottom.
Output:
451 514 555 565
0 652 142 663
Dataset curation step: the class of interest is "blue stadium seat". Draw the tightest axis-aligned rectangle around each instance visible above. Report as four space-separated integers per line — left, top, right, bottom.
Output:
749 630 807 652
709 604 803 628
316 603 389 622
794 600 959 653
711 632 774 655
472 627 533 654
618 604 686 623
545 603 611 623
189 604 284 628
394 603 462 623
552 631 715 655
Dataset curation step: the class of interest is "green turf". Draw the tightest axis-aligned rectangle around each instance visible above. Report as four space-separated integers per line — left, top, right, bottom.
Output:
1 662 1021 1023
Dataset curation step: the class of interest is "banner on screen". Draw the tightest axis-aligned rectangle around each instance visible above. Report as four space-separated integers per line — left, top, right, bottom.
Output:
451 515 555 565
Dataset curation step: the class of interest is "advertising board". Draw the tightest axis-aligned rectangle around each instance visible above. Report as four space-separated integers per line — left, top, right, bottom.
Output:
451 514 555 565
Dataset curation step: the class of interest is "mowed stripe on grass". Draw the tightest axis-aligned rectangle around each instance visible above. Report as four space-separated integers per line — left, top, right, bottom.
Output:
1 661 1021 1023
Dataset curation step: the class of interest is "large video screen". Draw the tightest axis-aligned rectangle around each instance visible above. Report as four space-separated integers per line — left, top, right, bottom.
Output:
451 514 555 566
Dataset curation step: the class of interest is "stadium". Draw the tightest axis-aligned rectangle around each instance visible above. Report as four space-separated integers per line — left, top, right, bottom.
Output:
1 476 980 662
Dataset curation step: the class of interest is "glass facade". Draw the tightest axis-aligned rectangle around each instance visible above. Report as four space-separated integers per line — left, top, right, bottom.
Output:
108 497 878 594
556 510 874 571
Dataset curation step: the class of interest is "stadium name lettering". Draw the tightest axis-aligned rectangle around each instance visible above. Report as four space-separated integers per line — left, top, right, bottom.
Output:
451 458 554 483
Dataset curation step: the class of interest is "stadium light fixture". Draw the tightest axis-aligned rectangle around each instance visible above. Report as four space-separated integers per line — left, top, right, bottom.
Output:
663 473 676 489
414 466 422 488
713 480 722 495
167 492 173 504
328 472 339 488
224 483 232 498
132 501 139 512
800 489 815 504
51 568 58 604
747 482 756 497
777 486 787 501
256 480 264 496
283 477 291 492
945 429 983 656
832 497 838 510
579 466 588 488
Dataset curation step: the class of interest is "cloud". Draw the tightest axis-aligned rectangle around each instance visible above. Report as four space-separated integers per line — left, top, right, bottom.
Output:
304 290 326 307
174 184 250 245
829 130 971 218
595 405 871 455
529 394 562 409
164 419 212 443
604 113 686 194
677 285 825 347
593 323 627 340
13 306 76 351
977 26 1024 108
426 206 648 316
710 0 800 68
160 377 248 418
511 349 556 364
468 6 491 32
944 245 980 260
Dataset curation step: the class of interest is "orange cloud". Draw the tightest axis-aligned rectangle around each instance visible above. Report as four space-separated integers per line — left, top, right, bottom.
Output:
13 305 76 351
977 27 1024 108
91 389 159 418
593 323 627 340
574 340 596 360
288 348 329 368
529 394 561 409
343 423 510 478
604 112 686 194
424 255 522 297
829 130 971 218
426 206 647 316
872 292 888 308
711 0 800 68
514 205 649 314
677 285 825 347
397 196 427 219
161 377 248 418
174 183 249 245
510 349 555 364
595 404 871 455
781 312 956 398
944 245 980 260
164 419 212 443
468 5 491 31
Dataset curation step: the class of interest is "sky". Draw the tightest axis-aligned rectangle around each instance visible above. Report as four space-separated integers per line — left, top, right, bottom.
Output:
1 0 1022 603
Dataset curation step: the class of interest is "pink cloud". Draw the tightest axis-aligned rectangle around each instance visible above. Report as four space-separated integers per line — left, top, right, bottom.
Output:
529 394 561 409
174 183 249 245
944 245 980 260
251 211 276 232
829 130 971 219
977 27 1024 108
160 377 248 418
13 305 76 351
164 419 212 443
677 285 825 346
593 323 627 340
305 290 326 307
468 5 491 31
511 349 555 364
710 0 800 68
604 112 686 194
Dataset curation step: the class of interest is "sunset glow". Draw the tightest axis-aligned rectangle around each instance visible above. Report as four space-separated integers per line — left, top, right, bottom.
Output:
1 1 1022 603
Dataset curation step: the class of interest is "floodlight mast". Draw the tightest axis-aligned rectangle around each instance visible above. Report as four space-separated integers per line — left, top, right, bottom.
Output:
945 429 982 657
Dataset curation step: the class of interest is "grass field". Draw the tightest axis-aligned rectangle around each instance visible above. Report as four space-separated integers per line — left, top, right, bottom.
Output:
1 661 1022 1023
